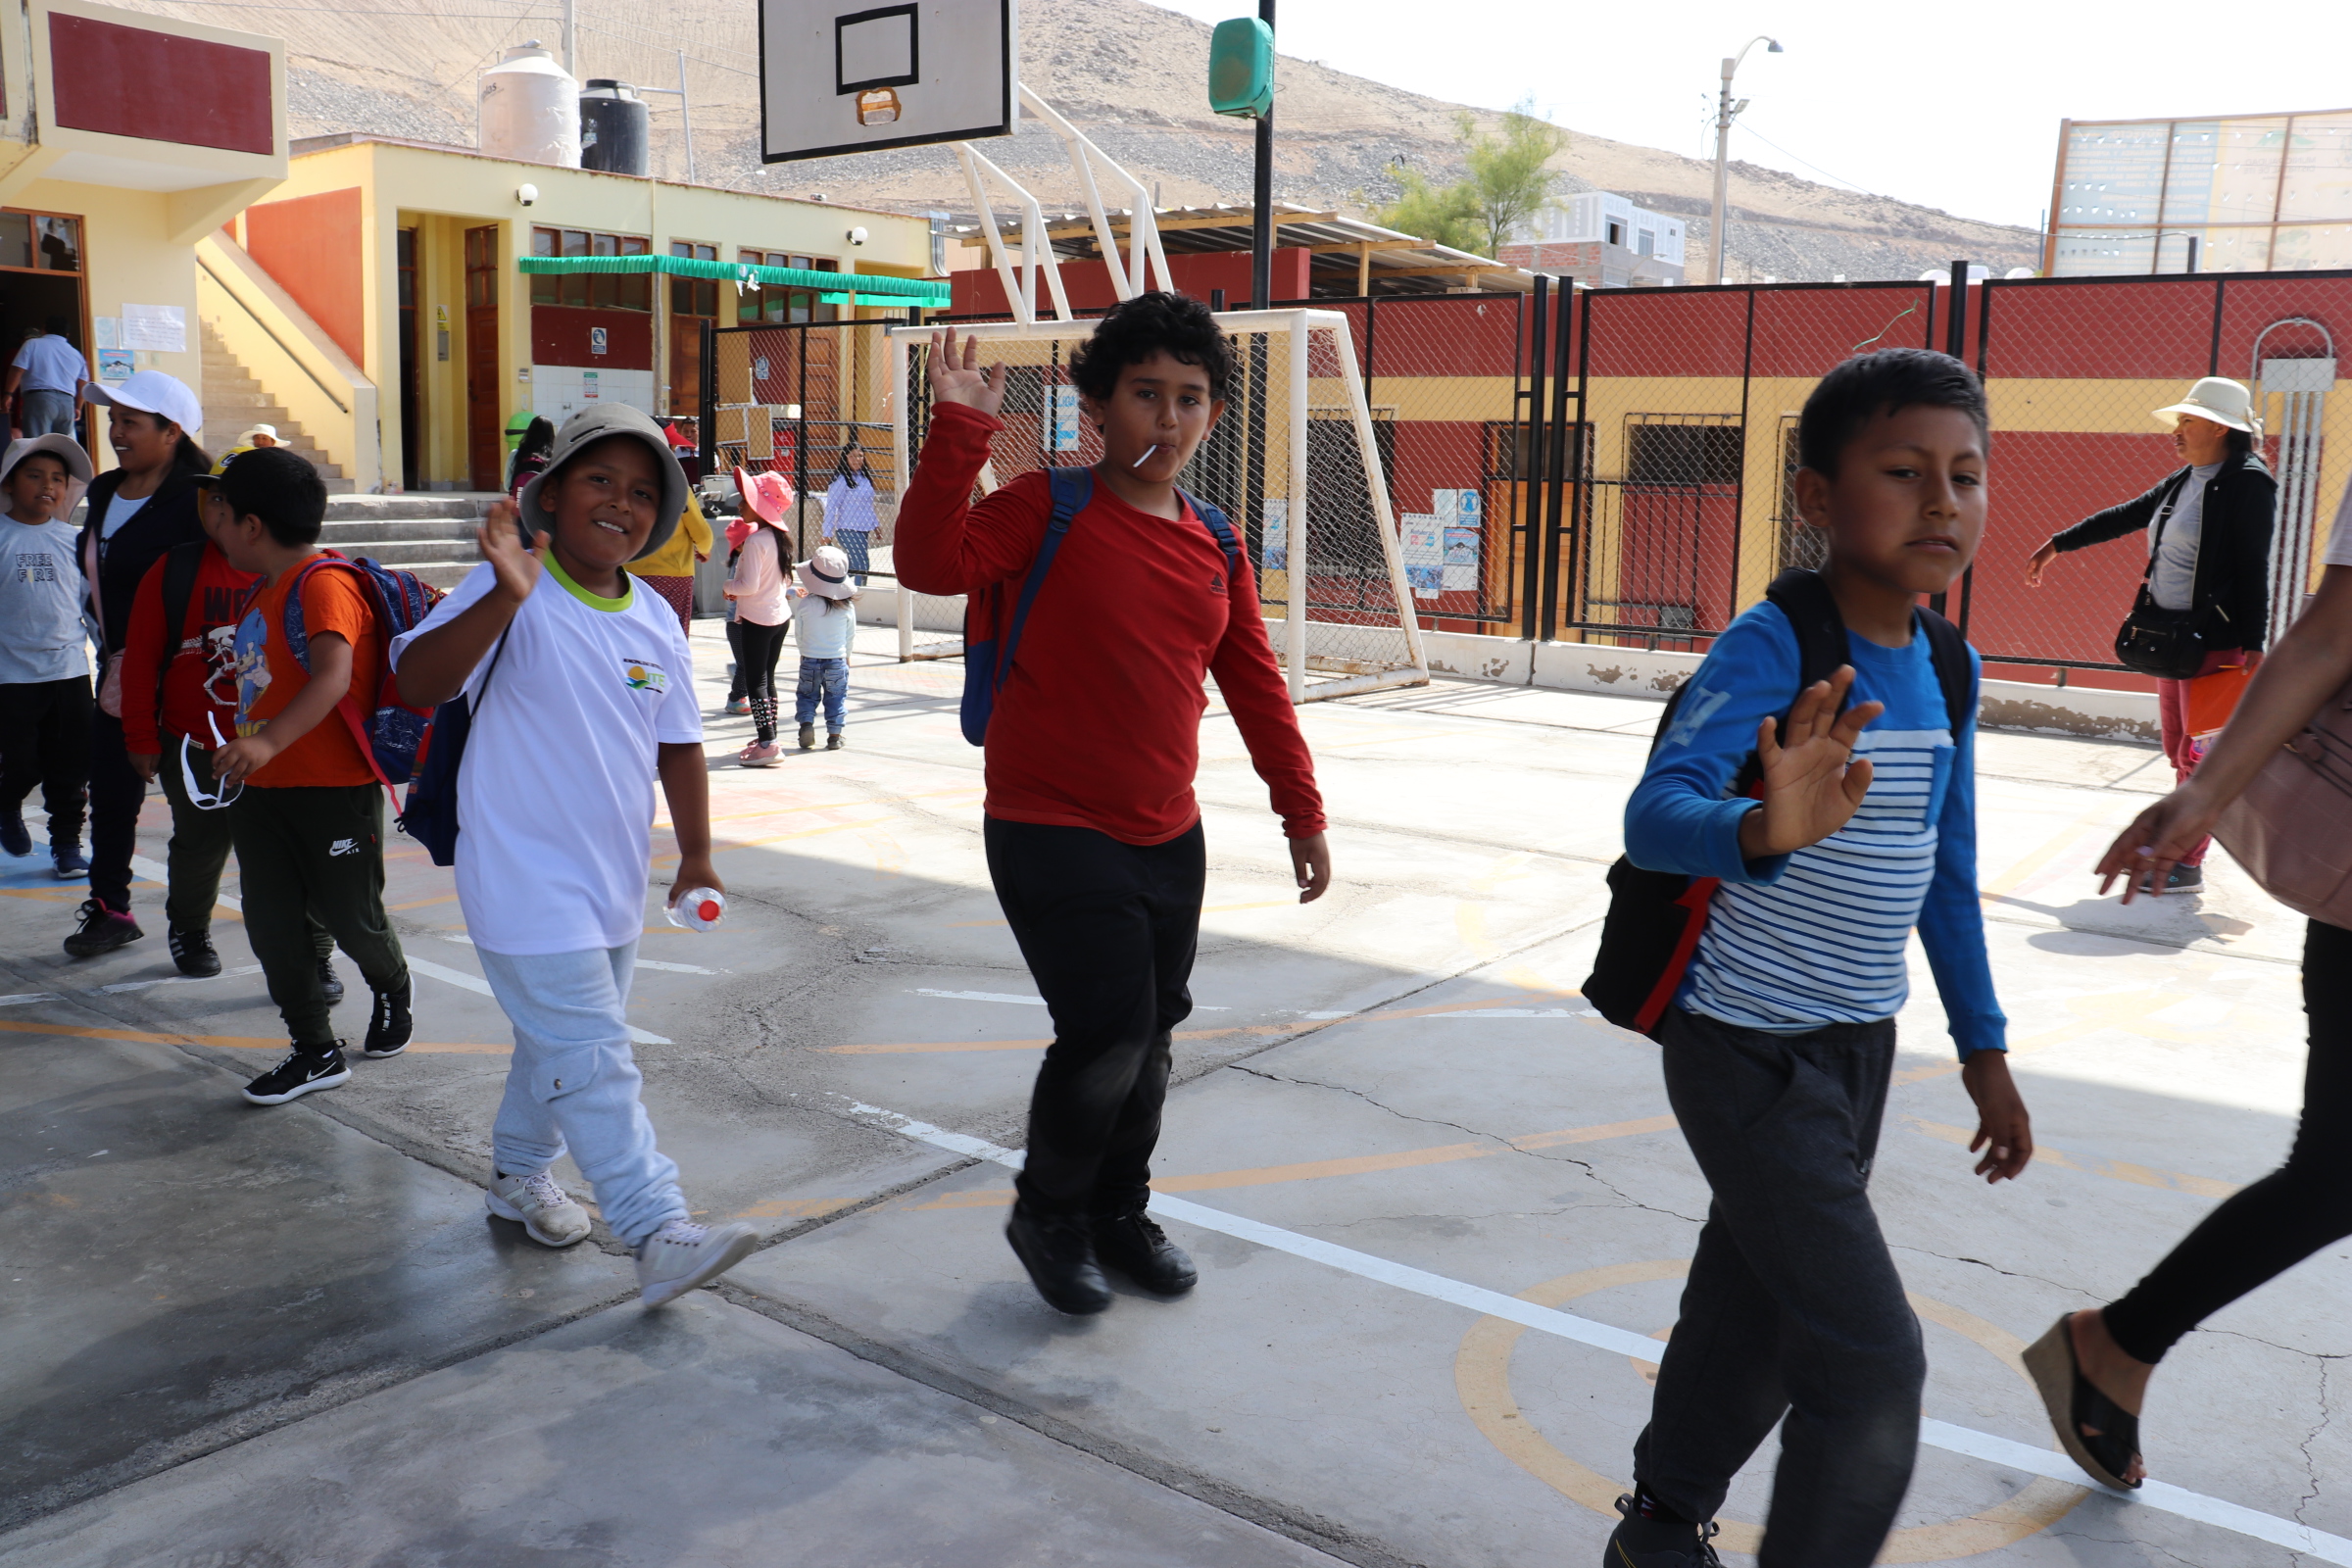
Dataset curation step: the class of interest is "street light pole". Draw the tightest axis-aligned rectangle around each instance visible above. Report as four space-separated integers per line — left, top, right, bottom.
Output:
1707 35 1781 286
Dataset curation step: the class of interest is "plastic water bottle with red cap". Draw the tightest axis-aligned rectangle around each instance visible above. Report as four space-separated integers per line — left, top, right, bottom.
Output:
666 887 726 932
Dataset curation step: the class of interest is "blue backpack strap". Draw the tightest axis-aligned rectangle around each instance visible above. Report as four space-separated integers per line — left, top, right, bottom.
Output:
278 555 350 672
1178 487 1245 582
994 466 1093 692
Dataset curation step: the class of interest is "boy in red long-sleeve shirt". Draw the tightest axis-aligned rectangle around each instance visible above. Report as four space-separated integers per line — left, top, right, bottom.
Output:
898 296 1331 1315
120 460 336 987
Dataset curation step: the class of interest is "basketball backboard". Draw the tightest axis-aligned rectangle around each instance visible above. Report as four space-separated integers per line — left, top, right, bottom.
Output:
760 0 1016 164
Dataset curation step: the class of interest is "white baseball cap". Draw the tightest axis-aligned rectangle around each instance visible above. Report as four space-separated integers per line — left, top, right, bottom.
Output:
85 369 203 436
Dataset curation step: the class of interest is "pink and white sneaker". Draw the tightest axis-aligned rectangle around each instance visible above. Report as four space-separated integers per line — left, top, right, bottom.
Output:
738 741 782 768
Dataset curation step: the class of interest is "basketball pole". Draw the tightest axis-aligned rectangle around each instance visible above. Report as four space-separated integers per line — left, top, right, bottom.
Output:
1250 0 1274 309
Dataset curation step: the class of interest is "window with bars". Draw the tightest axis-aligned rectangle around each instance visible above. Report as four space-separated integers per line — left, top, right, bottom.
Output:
736 248 839 324
668 241 718 318
528 226 651 310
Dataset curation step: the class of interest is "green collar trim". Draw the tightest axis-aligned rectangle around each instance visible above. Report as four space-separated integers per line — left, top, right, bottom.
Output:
546 553 633 612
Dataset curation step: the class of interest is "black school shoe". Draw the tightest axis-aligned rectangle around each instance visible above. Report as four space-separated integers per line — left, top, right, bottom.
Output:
1005 1200 1112 1314
243 1045 353 1104
169 927 222 977
318 959 345 1004
1093 1207 1198 1294
1601 1495 1724 1567
0 809 28 858
362 975 413 1058
63 900 142 957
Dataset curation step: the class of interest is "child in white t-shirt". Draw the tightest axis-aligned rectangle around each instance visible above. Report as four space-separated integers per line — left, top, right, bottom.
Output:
790 543 858 751
390 404 756 1307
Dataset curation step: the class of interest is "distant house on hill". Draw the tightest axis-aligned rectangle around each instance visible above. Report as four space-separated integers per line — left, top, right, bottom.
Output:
1499 192 1686 288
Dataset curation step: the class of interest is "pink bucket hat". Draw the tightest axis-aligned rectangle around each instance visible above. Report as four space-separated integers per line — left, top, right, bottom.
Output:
798 544 856 599
734 466 795 526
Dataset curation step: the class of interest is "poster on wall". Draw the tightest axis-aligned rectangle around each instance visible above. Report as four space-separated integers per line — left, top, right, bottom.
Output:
1440 488 1482 591
1401 514 1443 599
1261 499 1287 570
120 304 185 354
1052 385 1081 450
96 349 132 384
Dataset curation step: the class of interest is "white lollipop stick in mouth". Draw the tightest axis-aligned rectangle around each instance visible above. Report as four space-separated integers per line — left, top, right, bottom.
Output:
1133 444 1157 468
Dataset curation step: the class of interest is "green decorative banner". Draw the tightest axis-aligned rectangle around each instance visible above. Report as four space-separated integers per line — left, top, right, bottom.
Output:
517 252 949 306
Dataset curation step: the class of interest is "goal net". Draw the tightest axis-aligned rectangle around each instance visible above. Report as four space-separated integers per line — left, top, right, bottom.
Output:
887 310 1430 701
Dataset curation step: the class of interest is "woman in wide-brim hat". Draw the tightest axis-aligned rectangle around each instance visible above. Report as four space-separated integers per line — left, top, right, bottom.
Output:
2024 375 2277 892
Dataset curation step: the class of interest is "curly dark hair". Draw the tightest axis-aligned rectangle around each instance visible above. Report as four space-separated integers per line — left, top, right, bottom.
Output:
1797 347 1987 477
1066 291 1234 404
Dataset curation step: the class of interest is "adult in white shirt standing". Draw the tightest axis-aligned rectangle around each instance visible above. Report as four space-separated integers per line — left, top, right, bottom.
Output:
2023 376 2277 891
8 318 89 439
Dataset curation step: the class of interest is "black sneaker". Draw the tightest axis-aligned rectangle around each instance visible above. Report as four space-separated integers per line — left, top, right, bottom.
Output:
63 900 143 957
1601 1494 1724 1568
825 732 845 751
318 959 345 1004
169 926 222 977
362 974 413 1058
797 723 817 752
242 1045 352 1104
1005 1200 1112 1314
0 810 30 857
52 845 88 880
1093 1206 1198 1294
2165 862 2203 892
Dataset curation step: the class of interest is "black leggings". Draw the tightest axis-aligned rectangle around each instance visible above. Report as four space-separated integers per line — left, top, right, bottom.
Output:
2104 917 2352 1363
735 619 788 742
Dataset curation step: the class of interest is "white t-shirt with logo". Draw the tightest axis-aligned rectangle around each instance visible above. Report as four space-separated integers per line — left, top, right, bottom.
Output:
390 557 703 956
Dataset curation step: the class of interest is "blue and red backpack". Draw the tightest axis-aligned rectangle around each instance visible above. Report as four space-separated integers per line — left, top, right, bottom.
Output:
267 553 447 818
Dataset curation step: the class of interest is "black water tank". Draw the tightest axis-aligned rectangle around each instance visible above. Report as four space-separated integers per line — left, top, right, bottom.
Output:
579 79 650 175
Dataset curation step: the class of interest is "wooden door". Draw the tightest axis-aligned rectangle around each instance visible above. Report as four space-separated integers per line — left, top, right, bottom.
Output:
465 225 501 492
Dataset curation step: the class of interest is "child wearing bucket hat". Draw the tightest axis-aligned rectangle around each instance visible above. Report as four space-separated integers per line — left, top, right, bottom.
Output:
2025 374 2277 891
0 435 97 875
722 466 794 766
389 402 757 1305
789 543 858 750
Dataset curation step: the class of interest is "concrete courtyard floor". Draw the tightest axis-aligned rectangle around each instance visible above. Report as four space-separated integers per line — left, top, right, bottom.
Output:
2 619 2346 1567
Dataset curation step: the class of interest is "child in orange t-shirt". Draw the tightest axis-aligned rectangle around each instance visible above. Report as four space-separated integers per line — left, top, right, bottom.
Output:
208 448 412 1104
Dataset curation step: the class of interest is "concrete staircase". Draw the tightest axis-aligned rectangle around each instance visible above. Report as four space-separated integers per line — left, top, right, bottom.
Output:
322 495 493 590
198 319 353 494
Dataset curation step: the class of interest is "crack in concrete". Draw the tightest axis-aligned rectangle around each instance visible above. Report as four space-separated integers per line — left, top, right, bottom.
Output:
1893 1247 2082 1297
2297 1358 2331 1526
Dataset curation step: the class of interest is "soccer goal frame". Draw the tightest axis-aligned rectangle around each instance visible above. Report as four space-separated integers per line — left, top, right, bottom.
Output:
887 309 1430 703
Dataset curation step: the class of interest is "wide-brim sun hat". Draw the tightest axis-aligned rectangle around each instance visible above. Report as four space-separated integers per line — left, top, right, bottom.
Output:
799 545 856 599
2154 376 2260 436
517 404 689 562
84 369 203 436
237 423 279 446
733 465 795 526
1 433 94 485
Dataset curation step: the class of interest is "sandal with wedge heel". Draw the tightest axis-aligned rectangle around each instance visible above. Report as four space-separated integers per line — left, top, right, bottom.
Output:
2023 1314 2142 1491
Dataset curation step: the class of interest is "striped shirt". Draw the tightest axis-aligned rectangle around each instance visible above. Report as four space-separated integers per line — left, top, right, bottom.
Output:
1622 600 2006 1057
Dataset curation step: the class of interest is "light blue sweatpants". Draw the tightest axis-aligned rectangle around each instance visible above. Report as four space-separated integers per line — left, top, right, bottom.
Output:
477 940 686 1249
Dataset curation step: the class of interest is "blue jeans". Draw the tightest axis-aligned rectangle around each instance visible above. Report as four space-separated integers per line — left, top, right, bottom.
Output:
836 529 871 585
19 390 74 437
477 940 686 1249
795 656 847 731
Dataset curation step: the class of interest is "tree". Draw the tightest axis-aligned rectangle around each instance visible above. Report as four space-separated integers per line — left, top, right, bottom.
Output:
1375 103 1569 260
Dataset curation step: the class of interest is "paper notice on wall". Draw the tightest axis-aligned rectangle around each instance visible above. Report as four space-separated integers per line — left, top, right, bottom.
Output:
1261 499 1287 570
1402 514 1444 599
1052 385 1081 451
121 304 185 354
94 317 121 351
1443 489 1482 591
97 348 132 384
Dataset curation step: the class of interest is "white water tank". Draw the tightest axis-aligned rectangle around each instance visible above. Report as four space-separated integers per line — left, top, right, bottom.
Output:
479 41 580 169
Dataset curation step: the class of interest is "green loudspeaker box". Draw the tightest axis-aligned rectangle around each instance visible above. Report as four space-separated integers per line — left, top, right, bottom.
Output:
1208 18 1274 119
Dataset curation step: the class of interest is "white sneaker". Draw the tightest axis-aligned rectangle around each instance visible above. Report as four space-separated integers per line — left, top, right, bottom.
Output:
634 1217 759 1306
485 1168 592 1248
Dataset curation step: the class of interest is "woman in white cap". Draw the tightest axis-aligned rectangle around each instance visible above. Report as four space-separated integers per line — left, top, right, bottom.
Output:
65 369 212 958
2024 375 2277 892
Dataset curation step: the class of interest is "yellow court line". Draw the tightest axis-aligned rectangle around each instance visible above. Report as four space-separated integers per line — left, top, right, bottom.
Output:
1901 1114 2239 1200
0 1017 509 1054
822 993 1612 1055
1977 802 2123 906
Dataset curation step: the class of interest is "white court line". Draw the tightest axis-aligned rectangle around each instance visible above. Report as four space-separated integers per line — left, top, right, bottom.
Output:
843 1101 2352 1567
912 988 1228 1011
94 964 263 995
126 857 674 1046
0 993 61 1006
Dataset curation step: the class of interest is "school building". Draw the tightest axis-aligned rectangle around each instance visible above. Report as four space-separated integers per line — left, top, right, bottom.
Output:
0 0 288 452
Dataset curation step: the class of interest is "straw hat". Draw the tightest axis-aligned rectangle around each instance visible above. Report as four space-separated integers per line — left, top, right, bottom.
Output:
2153 376 2260 436
799 544 856 599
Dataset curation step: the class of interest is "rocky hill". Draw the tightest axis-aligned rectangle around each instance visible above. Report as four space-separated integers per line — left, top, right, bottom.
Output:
127 0 2037 280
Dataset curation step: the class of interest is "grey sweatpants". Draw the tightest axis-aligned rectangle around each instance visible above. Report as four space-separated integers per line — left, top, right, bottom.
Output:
1633 1004 1924 1568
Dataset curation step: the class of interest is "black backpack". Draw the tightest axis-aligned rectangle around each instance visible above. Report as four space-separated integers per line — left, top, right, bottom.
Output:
1581 569 1974 1038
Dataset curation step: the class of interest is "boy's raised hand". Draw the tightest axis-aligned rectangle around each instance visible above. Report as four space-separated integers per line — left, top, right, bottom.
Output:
479 498 547 604
927 326 1006 417
1736 665 1885 859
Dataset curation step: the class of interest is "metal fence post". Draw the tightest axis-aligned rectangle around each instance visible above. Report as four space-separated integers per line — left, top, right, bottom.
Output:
1540 284 1575 642
1522 276 1551 643
1931 260 1971 616
698 318 716 474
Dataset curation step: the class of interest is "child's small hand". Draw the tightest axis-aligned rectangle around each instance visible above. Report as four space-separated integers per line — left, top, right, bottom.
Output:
212 731 277 787
926 326 1007 416
668 855 724 905
1737 665 1885 859
479 500 546 605
1961 1051 2034 1183
1291 831 1332 904
127 752 159 783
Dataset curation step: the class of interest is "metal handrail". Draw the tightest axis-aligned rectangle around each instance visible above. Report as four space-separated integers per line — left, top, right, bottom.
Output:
195 255 351 416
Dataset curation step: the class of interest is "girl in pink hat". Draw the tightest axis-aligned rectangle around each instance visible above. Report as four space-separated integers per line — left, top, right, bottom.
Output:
722 467 794 765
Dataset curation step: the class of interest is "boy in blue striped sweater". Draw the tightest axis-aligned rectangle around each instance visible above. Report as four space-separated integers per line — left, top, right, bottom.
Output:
1603 349 2034 1568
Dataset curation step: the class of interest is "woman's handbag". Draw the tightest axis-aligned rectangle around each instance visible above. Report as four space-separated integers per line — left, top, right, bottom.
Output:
2213 672 2352 927
2112 473 2211 679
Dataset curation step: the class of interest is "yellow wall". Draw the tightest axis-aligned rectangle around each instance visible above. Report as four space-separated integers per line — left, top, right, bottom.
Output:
255 139 934 490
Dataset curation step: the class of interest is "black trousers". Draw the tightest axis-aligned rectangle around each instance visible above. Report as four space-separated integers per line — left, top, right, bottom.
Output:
2105 917 2352 1362
985 817 1204 1217
725 617 749 704
0 675 91 852
87 707 147 913
158 741 332 960
736 618 788 742
228 784 407 1050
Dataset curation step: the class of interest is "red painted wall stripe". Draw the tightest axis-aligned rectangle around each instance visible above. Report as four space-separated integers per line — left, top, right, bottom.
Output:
49 14 273 156
245 189 364 365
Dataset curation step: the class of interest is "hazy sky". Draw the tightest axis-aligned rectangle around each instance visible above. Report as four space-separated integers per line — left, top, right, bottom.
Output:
1138 0 2352 230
